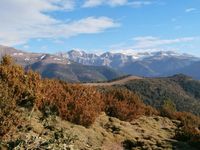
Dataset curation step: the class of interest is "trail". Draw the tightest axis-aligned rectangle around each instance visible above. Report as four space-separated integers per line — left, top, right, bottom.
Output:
83 76 142 86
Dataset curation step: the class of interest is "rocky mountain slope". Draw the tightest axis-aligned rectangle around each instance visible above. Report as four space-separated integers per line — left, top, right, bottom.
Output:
0 45 121 82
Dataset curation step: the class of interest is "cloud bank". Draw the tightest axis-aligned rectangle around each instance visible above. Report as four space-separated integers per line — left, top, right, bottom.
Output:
131 36 197 49
83 0 153 8
0 0 119 46
110 36 198 53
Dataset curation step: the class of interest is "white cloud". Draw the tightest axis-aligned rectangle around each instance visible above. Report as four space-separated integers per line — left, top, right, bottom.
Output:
109 0 128 6
83 0 127 7
128 1 152 7
57 17 120 37
171 18 177 22
82 0 152 8
0 0 119 46
83 0 104 7
110 36 198 52
131 36 197 49
23 44 30 49
185 8 197 13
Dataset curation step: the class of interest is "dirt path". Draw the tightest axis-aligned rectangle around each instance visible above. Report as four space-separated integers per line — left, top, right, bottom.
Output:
83 75 142 86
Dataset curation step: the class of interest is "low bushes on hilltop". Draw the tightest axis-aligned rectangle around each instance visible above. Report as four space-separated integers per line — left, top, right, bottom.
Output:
0 56 154 131
37 80 104 126
102 87 158 121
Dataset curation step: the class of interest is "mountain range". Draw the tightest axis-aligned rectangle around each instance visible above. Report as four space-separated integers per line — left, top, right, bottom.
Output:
1 45 200 81
0 45 121 82
57 49 200 79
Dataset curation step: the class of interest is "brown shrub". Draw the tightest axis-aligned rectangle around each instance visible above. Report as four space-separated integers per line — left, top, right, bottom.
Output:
0 56 104 127
160 104 200 145
0 108 24 139
0 81 24 139
0 56 157 129
102 88 157 121
173 112 200 137
37 80 104 126
63 84 104 126
1 55 13 66
144 105 159 116
0 57 41 108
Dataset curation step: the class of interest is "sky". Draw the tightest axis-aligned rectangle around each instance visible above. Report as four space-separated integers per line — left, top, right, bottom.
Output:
0 0 200 56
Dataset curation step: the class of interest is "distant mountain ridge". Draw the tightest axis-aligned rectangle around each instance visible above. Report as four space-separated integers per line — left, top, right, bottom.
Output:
57 49 200 79
0 45 121 82
1 45 200 81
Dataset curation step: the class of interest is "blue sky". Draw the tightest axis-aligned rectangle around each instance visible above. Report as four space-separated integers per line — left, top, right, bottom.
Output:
0 0 200 56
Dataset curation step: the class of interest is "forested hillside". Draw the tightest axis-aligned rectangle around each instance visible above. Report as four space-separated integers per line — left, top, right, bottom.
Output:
115 74 200 115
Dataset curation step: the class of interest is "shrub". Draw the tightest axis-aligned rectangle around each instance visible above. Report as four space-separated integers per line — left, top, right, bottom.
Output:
160 99 176 118
0 57 41 109
62 84 103 126
102 87 157 121
0 56 39 138
0 80 17 138
160 101 200 146
0 56 157 129
173 112 200 142
1 55 13 66
37 80 104 126
163 99 176 112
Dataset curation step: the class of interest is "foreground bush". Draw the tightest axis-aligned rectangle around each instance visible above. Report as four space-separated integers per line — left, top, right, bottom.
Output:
37 80 103 126
0 56 157 129
0 56 104 127
0 55 41 108
0 57 26 138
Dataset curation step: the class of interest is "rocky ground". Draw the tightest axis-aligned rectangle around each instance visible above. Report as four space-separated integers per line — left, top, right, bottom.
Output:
0 108 197 150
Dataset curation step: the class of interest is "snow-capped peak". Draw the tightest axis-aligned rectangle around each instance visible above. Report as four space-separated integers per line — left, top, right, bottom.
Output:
54 49 199 68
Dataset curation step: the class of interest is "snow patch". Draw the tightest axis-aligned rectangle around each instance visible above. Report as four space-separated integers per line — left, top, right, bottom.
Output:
54 58 61 61
40 55 46 60
25 58 30 61
13 53 24 56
